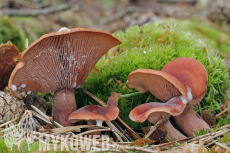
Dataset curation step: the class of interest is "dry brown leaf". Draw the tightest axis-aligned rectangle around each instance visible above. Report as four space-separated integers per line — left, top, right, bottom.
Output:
117 80 122 86
107 92 121 106
0 41 19 90
131 138 156 146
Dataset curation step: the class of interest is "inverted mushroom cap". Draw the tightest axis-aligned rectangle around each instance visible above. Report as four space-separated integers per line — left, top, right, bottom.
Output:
161 57 208 104
127 69 189 102
129 96 186 123
68 105 119 123
8 28 121 98
0 41 19 90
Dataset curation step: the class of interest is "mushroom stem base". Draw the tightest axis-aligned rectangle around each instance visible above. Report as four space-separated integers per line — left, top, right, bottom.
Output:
53 89 77 127
162 121 187 141
173 105 211 137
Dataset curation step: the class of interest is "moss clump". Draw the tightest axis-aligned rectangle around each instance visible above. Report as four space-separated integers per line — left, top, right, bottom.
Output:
75 21 229 131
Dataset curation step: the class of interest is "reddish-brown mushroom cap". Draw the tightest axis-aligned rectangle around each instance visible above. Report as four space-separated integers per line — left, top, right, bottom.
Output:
0 41 19 90
129 96 186 123
8 28 121 98
68 105 119 123
127 69 189 103
129 97 187 140
161 57 208 105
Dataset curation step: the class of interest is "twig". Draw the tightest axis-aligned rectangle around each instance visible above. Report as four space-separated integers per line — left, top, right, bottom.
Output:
120 91 145 98
206 44 213 69
216 107 229 118
0 118 18 128
187 133 212 143
204 139 218 148
31 105 63 128
76 129 112 136
39 125 108 133
111 121 134 141
32 110 53 125
145 119 163 138
215 142 229 149
50 126 81 135
79 87 106 106
218 124 230 130
109 139 129 153
204 129 230 144
122 145 155 153
106 121 128 142
0 4 72 16
145 94 151 103
225 147 230 153
114 131 124 142
89 149 120 152
150 137 192 149
79 87 141 140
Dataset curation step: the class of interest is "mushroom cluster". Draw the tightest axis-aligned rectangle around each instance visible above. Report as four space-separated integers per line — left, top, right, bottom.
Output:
127 57 210 140
8 27 121 126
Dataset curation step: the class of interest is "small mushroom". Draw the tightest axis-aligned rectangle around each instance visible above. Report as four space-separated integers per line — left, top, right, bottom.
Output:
8 28 121 126
127 57 210 137
0 41 19 90
130 96 187 140
68 92 121 135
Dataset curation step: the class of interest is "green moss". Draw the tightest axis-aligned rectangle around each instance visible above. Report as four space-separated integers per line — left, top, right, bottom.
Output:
179 19 230 57
75 21 229 131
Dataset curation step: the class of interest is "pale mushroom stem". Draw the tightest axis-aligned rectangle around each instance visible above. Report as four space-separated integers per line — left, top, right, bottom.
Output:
53 89 76 126
173 105 211 137
162 120 187 141
96 120 104 126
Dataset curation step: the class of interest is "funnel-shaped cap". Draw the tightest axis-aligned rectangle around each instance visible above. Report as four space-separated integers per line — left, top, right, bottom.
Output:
8 28 121 98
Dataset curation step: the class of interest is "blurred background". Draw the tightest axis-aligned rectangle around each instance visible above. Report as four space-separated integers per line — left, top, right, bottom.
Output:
0 0 230 58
